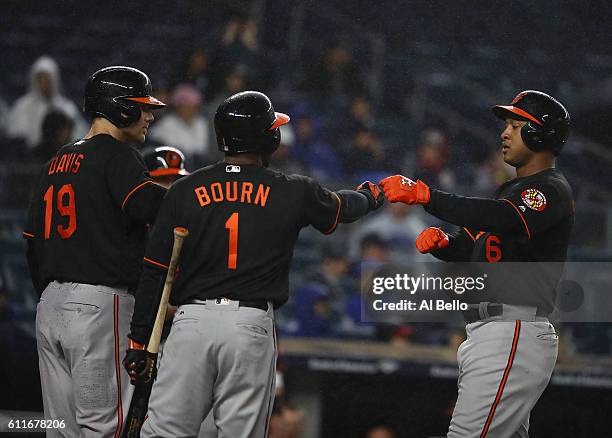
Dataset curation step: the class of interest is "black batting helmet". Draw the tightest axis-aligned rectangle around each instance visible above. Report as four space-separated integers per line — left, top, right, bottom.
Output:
214 91 290 154
492 90 570 155
83 66 166 128
143 146 189 178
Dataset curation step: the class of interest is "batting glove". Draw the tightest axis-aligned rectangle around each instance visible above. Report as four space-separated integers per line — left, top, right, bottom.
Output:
123 339 156 386
379 175 430 205
356 181 385 211
416 227 450 253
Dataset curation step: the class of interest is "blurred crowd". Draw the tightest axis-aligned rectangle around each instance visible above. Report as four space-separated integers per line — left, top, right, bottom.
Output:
0 9 610 381
2 10 611 352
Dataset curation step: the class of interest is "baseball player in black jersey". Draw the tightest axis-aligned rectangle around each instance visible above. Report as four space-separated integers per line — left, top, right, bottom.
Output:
381 90 573 437
23 66 167 437
123 90 384 437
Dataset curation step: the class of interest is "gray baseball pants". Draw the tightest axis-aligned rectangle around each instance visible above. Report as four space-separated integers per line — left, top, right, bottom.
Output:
448 309 558 437
36 281 135 437
141 299 276 438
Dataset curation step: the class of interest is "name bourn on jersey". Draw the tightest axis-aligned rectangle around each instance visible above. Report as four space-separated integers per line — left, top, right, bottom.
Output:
194 181 271 207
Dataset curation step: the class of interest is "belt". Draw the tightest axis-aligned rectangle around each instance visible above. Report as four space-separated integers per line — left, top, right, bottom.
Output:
462 303 503 323
462 303 546 323
185 298 269 311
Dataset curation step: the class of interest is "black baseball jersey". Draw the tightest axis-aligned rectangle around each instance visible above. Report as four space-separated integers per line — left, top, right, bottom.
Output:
428 168 574 314
142 162 341 308
23 134 161 290
467 168 574 262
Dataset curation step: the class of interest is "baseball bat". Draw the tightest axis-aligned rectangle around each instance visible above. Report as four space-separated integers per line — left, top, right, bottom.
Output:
121 226 189 438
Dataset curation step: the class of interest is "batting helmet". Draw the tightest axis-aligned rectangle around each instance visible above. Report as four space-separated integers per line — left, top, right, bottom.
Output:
492 90 570 155
214 91 290 154
143 146 189 178
83 66 166 128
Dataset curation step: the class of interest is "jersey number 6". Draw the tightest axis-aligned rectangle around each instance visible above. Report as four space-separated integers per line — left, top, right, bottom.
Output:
486 235 502 262
225 212 239 270
43 184 77 240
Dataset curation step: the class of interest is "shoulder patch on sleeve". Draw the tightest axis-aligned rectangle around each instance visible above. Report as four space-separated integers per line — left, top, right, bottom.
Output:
521 188 547 211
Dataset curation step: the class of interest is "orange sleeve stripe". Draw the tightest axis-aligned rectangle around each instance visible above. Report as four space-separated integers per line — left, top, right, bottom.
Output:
501 199 531 239
481 320 521 437
324 192 342 235
22 231 35 239
462 227 476 241
144 257 169 270
121 180 154 211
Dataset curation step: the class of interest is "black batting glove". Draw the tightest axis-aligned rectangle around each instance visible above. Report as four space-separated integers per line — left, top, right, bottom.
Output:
123 339 156 386
356 181 385 211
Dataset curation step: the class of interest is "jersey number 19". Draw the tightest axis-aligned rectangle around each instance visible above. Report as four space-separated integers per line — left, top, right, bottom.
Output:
43 184 77 239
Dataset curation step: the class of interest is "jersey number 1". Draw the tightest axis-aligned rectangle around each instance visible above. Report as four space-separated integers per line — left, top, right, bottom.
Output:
43 184 77 239
225 212 239 270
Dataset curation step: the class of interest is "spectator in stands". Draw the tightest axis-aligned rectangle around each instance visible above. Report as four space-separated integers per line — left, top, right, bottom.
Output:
304 39 365 108
292 114 343 181
365 425 398 438
473 149 514 195
268 368 306 438
409 127 456 191
150 84 210 166
350 202 428 263
292 244 350 338
330 95 376 145
271 124 305 175
343 127 389 181
6 56 86 148
173 46 211 98
210 13 260 93
33 110 74 163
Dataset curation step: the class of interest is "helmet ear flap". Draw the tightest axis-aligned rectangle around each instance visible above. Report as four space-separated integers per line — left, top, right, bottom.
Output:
521 120 545 152
113 98 142 127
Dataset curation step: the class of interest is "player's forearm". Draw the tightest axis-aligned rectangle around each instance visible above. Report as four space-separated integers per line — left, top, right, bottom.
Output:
430 232 474 262
124 183 167 224
129 264 166 344
336 190 372 222
425 189 523 234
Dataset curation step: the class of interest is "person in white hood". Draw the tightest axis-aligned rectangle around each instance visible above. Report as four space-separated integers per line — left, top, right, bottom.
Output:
6 55 86 147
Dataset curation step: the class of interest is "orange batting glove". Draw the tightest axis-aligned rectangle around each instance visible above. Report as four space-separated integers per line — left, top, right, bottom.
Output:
416 227 450 253
379 175 430 205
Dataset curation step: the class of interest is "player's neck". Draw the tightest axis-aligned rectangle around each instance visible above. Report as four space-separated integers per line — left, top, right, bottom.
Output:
83 118 129 143
224 154 263 166
516 155 555 178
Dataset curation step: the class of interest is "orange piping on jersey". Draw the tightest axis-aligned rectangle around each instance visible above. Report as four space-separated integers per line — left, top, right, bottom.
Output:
475 231 486 240
501 199 531 239
121 180 154 211
113 295 124 438
481 320 521 438
324 192 342 235
144 257 169 270
463 227 476 241
22 231 35 239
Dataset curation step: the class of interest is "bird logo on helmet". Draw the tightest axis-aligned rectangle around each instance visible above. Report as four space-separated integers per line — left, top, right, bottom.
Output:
143 146 189 179
214 91 290 155
83 66 166 128
492 90 570 155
